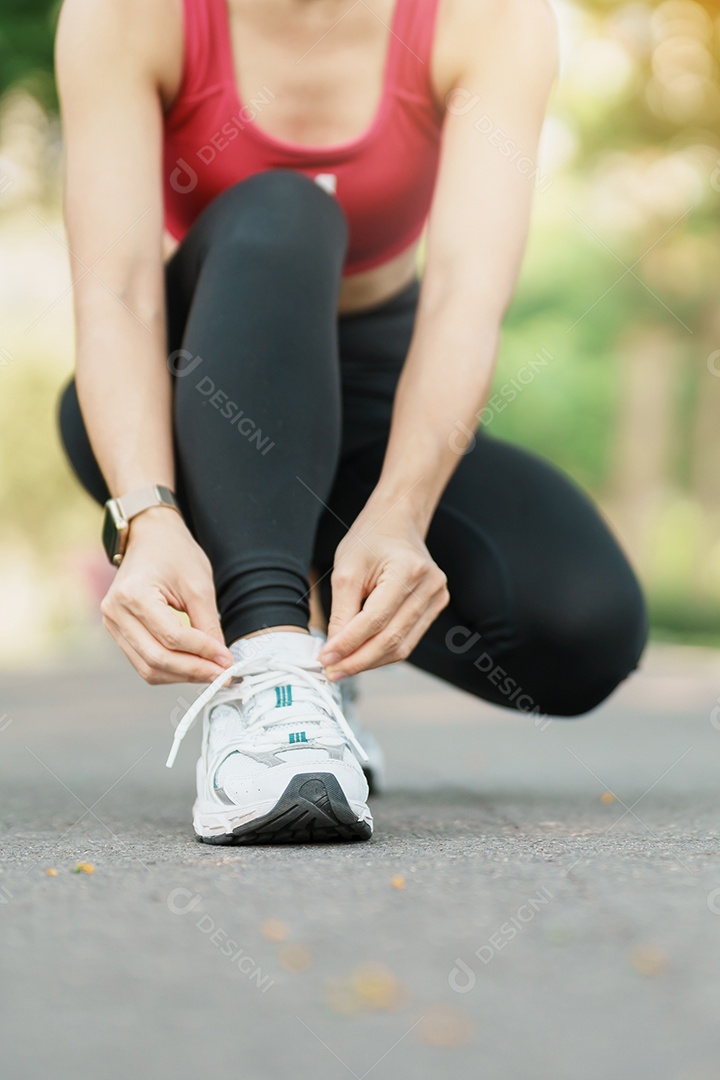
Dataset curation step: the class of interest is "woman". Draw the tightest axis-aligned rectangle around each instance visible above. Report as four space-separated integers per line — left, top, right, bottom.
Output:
56 0 648 845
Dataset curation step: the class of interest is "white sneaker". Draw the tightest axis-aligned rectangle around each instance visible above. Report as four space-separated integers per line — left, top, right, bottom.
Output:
166 632 373 845
309 629 387 795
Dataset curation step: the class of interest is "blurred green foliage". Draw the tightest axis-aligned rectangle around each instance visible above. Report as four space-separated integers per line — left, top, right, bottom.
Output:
0 1 59 109
1 0 720 653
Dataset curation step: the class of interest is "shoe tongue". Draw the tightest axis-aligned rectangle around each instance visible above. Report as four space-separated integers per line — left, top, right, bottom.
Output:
210 687 327 745
214 632 330 741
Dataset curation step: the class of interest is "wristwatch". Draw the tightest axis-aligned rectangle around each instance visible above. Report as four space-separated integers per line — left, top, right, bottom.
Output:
102 484 181 566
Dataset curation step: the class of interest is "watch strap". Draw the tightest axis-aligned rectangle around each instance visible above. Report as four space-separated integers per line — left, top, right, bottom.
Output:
116 484 180 522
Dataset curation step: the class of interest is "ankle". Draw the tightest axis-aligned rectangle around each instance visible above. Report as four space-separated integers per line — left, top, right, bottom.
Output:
237 626 309 643
228 627 310 657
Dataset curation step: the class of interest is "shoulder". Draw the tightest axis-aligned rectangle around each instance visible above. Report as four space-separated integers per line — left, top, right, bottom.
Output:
439 0 558 47
433 0 559 95
56 0 182 101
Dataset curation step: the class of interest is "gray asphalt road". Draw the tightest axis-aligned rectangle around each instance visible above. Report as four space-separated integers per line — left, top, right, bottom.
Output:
1 643 720 1080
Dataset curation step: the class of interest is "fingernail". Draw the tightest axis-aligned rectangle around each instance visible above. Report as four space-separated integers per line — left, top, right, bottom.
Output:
322 651 341 666
326 667 346 682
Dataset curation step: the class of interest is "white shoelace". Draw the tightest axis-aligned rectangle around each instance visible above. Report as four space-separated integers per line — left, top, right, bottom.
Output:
166 657 368 768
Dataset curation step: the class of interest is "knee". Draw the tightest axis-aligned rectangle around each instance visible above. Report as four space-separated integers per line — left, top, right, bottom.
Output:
57 378 79 461
528 574 649 717
56 379 108 505
198 169 349 258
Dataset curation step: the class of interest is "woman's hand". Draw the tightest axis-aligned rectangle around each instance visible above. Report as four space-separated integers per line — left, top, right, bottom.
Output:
100 508 234 684
319 505 450 679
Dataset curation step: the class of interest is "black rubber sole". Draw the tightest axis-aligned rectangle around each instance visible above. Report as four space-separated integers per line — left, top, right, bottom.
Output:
198 772 373 846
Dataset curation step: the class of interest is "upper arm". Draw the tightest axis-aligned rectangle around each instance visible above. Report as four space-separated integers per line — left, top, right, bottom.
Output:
55 0 178 320
423 0 559 318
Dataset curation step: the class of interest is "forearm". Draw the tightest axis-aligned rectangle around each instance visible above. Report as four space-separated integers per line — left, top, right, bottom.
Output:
365 283 499 534
361 0 558 538
74 285 175 498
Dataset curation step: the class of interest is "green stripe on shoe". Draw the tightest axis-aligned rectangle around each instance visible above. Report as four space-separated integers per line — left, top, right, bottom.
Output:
274 685 293 708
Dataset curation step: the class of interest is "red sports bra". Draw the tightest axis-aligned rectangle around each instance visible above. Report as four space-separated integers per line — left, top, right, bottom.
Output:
163 0 445 275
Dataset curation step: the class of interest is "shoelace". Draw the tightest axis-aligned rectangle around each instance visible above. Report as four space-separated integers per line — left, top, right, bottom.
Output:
166 656 368 768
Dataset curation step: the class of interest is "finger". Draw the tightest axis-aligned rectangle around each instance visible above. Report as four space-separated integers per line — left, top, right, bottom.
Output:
104 611 229 685
135 592 232 665
117 616 228 684
327 588 447 678
183 587 233 661
106 617 181 685
323 570 418 667
321 563 369 660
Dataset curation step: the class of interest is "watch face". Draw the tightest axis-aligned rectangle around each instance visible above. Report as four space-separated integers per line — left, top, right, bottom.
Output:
102 501 128 565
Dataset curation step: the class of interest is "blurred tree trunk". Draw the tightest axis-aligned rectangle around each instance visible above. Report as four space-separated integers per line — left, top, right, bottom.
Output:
686 306 720 601
690 305 720 509
607 324 681 570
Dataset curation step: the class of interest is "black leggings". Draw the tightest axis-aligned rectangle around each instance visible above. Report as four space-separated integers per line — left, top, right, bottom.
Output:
58 169 648 718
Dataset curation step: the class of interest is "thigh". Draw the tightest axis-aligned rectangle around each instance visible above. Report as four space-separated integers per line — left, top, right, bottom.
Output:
413 433 649 716
57 377 111 506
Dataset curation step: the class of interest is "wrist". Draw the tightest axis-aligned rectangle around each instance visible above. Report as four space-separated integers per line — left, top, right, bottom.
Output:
123 508 187 556
104 490 186 565
362 475 436 529
108 476 175 499
361 484 435 536
128 504 186 537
